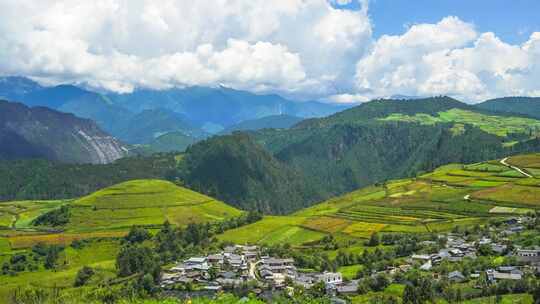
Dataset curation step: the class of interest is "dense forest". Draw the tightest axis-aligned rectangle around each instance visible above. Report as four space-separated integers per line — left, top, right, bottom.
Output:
0 155 177 201
476 97 540 119
173 97 540 214
177 133 316 214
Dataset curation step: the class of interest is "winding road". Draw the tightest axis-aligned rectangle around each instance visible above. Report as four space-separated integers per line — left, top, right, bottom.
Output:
500 157 533 178
462 156 532 201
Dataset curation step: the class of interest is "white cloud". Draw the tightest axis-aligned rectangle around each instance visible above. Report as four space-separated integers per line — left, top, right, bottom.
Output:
326 93 370 104
0 0 371 97
1 2 540 103
355 16 540 102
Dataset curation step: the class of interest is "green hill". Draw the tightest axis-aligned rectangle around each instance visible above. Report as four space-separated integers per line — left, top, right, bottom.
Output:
476 97 540 120
220 114 303 134
0 154 178 202
1 179 242 248
0 179 242 301
116 108 207 144
133 131 199 154
218 153 540 245
178 133 315 214
176 97 540 214
67 179 242 232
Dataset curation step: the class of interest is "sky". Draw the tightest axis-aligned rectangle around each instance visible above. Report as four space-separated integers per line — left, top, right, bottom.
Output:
0 0 539 104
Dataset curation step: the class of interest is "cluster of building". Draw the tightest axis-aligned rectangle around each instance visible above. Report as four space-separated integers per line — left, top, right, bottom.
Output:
160 244 348 294
407 217 540 284
160 216 540 297
257 256 352 295
410 234 486 271
160 244 257 290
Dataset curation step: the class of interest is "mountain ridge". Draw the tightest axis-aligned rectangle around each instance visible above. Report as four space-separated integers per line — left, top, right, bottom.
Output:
0 100 128 164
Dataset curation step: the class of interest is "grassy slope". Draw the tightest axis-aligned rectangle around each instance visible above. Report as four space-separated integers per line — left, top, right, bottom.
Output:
379 108 540 138
1 179 242 247
0 239 120 301
218 153 540 245
1 180 242 250
0 179 243 301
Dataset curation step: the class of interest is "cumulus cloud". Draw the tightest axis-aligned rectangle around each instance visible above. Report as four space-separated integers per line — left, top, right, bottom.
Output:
327 93 370 104
0 0 371 97
355 16 540 102
1 2 539 102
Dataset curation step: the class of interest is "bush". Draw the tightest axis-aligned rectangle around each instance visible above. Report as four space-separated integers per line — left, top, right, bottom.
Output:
124 226 152 244
74 266 95 287
32 205 70 227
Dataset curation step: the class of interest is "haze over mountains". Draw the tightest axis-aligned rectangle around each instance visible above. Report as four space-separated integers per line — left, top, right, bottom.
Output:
0 76 348 147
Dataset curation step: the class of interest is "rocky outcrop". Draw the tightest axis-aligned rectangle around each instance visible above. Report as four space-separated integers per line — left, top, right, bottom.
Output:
0 100 128 164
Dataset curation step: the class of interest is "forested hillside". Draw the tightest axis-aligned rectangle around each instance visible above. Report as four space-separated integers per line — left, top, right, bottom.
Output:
220 114 303 134
476 97 540 119
0 155 177 202
176 97 540 214
178 133 316 214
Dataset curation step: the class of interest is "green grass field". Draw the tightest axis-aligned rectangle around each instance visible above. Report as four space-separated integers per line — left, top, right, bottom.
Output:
379 109 540 138
0 180 246 302
0 239 120 301
0 180 243 236
338 264 363 280
0 154 539 301
219 153 540 245
66 180 242 232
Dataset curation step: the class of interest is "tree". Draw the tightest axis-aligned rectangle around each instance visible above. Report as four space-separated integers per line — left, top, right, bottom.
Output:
369 295 398 304
116 245 160 279
32 205 70 227
139 273 156 295
478 244 493 256
208 265 219 280
533 283 540 304
369 274 390 292
309 281 327 298
402 284 418 304
124 226 151 244
74 266 94 287
368 233 380 247
44 245 63 269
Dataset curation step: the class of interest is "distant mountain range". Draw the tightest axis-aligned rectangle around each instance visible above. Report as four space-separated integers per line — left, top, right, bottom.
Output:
0 101 127 164
106 86 348 131
0 93 539 213
0 76 348 147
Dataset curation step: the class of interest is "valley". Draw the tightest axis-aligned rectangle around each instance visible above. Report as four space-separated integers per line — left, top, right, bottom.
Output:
2 78 540 304
0 153 538 303
219 154 540 244
2 3 540 303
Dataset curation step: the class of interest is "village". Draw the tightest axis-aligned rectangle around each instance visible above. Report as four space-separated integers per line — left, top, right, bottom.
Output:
160 215 540 299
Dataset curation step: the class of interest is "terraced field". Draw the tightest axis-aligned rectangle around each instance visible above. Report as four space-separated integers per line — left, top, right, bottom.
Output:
219 153 540 245
0 180 242 251
0 179 244 301
379 109 540 138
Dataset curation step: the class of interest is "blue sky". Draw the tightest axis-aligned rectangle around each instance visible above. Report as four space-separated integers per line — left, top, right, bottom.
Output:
1 0 540 103
360 0 540 44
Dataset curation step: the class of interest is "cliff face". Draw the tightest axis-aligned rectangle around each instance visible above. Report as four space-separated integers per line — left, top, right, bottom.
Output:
0 100 128 164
